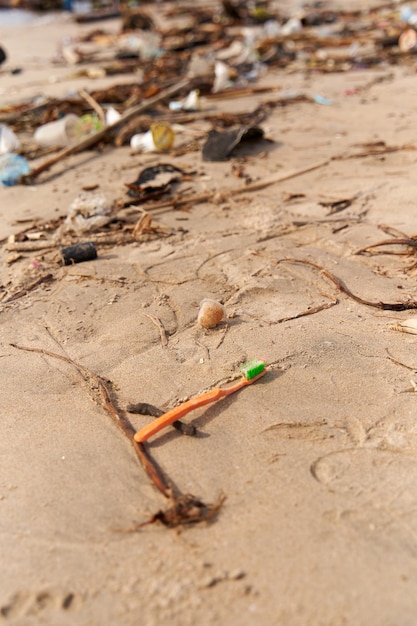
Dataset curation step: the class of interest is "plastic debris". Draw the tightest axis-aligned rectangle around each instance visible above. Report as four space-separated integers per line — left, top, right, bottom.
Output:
281 17 303 36
34 114 80 147
130 122 175 154
62 192 112 234
0 154 30 187
169 90 201 112
75 114 103 136
125 163 185 199
0 124 20 155
106 106 122 126
61 241 97 265
400 6 417 27
212 61 232 93
118 32 161 59
202 126 264 162
313 94 333 106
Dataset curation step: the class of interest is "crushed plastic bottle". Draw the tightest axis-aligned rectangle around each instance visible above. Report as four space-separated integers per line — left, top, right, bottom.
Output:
0 153 30 187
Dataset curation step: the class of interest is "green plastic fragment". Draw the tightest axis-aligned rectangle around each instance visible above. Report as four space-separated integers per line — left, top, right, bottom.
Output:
241 359 265 380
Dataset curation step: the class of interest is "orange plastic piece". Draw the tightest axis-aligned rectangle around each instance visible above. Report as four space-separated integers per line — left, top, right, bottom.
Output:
134 370 265 443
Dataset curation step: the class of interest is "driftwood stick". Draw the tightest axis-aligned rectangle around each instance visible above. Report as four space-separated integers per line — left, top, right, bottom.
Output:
355 237 417 255
79 88 106 124
10 342 172 498
23 76 192 183
10 341 225 527
277 258 417 311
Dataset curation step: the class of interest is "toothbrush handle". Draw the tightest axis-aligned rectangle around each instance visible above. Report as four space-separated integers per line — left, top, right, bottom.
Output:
134 386 235 443
134 371 265 443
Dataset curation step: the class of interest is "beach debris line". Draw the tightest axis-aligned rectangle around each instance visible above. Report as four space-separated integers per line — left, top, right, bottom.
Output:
20 77 192 183
2 1 417 184
3 157 329 258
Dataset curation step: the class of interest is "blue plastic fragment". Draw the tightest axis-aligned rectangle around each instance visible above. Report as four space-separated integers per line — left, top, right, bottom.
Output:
313 94 333 106
0 153 30 187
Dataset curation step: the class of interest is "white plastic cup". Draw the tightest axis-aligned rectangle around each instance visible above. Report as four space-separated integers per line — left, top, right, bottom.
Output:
130 131 155 153
0 124 20 155
106 106 121 126
34 114 80 148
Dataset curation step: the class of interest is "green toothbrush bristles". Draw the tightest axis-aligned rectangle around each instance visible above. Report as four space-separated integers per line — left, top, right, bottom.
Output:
241 359 265 380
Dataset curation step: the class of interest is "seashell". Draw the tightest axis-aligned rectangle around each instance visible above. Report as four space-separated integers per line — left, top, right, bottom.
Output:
392 318 417 335
198 299 225 329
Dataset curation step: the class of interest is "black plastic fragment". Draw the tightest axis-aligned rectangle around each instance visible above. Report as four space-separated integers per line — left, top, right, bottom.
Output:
202 126 264 161
61 241 97 265
126 163 185 199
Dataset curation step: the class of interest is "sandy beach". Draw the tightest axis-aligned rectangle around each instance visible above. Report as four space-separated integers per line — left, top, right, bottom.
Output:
2 2 417 624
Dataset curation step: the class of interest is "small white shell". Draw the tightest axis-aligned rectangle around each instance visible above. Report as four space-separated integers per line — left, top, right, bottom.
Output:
197 299 225 329
392 318 417 335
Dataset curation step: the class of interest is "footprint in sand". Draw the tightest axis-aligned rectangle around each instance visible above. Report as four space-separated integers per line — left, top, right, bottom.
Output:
312 448 417 505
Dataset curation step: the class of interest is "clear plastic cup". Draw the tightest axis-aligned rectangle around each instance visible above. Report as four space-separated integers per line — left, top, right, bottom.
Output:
33 114 80 148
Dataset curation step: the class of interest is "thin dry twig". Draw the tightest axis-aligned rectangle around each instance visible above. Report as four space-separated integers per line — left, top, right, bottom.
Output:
277 298 339 323
79 88 106 124
276 258 417 311
144 313 168 347
344 143 416 159
355 237 417 256
6 240 57 252
386 349 417 373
